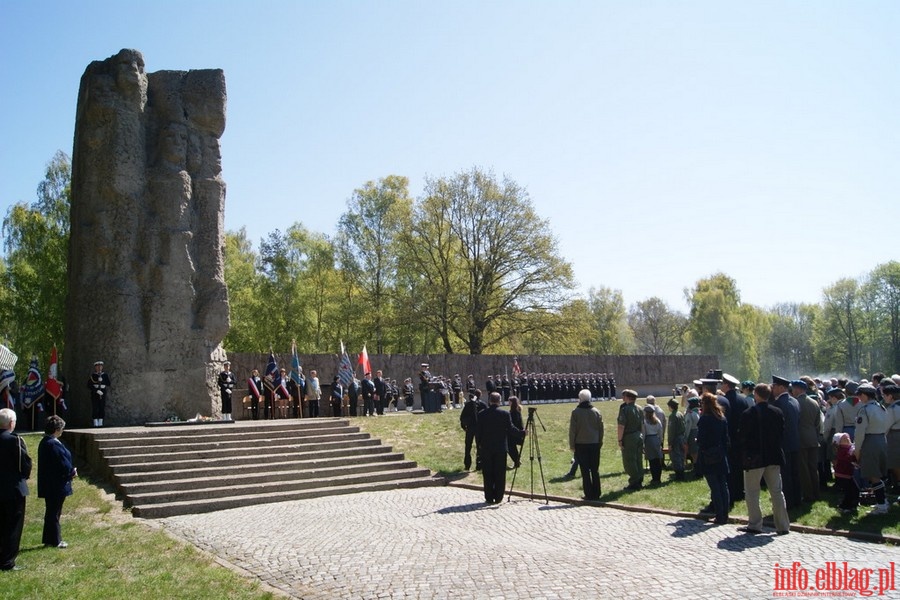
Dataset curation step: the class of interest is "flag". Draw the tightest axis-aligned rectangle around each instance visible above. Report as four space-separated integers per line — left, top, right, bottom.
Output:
0 344 16 371
0 369 14 410
512 357 522 376
338 341 354 388
264 351 278 391
45 346 62 400
21 356 44 410
290 341 303 386
265 351 289 398
358 344 371 376
44 345 66 412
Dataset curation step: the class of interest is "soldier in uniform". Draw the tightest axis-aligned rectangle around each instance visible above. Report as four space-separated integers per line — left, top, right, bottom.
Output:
667 399 687 481
402 378 414 411
853 384 890 514
347 376 359 417
617 389 644 490
772 375 801 509
88 361 111 427
217 361 236 421
418 364 432 411
452 375 463 407
330 376 344 417
465 374 477 401
500 374 511 404
361 372 376 417
485 375 496 397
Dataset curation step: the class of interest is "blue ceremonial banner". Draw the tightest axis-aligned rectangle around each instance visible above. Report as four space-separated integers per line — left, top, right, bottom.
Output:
264 351 278 391
338 341 354 388
291 341 303 386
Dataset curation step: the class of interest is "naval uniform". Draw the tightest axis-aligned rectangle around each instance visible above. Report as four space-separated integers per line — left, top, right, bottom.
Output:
217 369 236 415
88 370 111 422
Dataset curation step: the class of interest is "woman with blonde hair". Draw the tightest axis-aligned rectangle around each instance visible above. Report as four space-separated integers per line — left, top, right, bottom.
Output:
697 392 730 524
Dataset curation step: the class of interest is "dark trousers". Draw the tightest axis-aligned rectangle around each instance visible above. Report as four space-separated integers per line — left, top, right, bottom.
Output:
508 437 522 466
250 395 260 419
705 471 730 523
574 443 601 499
375 397 384 415
728 449 745 500
364 397 375 416
348 397 357 416
331 398 342 417
481 451 507 503
783 450 802 509
42 495 65 546
837 477 859 510
309 398 319 418
91 397 105 419
464 428 479 470
0 495 26 570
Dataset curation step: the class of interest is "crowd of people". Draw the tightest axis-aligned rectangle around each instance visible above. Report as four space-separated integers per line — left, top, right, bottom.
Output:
623 370 900 532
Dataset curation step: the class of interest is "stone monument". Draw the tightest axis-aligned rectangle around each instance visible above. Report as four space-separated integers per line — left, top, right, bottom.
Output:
65 49 230 426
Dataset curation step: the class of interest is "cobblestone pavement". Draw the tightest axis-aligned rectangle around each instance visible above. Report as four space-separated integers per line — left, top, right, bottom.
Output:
160 487 898 600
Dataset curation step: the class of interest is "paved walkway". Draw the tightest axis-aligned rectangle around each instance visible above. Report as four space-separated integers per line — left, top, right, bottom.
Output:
160 487 898 599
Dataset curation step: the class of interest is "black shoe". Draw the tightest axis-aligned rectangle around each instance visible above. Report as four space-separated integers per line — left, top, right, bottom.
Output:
700 503 714 514
776 530 790 536
737 526 762 535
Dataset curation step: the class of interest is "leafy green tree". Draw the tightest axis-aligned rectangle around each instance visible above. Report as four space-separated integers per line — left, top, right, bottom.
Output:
815 278 863 376
685 273 758 375
866 261 900 370
587 286 632 355
406 168 575 354
222 228 265 352
0 151 70 366
518 299 596 355
627 297 688 355
767 302 819 376
336 176 412 353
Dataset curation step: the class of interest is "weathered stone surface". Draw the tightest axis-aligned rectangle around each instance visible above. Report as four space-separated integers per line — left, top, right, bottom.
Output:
66 49 229 425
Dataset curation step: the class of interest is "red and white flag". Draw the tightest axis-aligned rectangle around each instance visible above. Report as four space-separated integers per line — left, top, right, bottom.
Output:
358 344 371 375
45 346 62 400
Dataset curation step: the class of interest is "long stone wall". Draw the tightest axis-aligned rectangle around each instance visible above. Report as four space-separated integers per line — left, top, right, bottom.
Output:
227 352 718 402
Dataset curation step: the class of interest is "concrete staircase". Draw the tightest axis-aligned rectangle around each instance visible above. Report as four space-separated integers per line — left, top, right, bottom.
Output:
63 419 442 518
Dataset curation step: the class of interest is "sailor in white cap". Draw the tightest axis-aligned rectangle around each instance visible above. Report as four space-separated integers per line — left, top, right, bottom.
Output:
88 361 110 427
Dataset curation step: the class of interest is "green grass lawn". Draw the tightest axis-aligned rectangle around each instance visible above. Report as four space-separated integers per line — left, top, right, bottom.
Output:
353 400 900 539
2 433 275 600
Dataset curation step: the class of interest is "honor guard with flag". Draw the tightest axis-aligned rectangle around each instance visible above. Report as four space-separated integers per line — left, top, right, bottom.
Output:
43 347 66 416
22 357 45 431
88 361 110 427
217 361 236 421
290 341 305 418
247 369 263 420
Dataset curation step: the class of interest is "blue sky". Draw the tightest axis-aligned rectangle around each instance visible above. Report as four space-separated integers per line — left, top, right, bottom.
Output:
2 1 898 312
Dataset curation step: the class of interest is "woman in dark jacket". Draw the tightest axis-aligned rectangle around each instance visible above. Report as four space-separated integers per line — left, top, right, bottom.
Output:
697 392 730 524
38 415 76 548
508 396 524 468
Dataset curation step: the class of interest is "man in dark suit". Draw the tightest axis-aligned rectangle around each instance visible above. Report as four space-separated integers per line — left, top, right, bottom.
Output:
722 373 752 502
0 408 32 570
460 389 487 471
475 393 525 503
772 375 802 509
738 383 790 535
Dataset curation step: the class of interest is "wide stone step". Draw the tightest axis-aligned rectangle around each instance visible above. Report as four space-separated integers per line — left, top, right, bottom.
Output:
97 430 370 456
108 442 392 474
103 436 380 466
134 476 443 519
121 459 419 494
113 452 404 484
126 466 434 505
94 422 353 447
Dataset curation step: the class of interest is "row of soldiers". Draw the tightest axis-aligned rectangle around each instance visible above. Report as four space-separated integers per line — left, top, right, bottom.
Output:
484 372 617 403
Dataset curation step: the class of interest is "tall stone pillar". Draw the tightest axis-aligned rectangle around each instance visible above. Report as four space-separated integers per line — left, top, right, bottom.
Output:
66 49 230 426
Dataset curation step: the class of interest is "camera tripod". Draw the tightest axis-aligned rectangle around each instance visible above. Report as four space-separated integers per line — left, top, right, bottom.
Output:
508 406 549 504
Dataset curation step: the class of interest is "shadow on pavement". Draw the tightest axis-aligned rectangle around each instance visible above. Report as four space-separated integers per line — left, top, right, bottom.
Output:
716 533 775 551
667 518 716 538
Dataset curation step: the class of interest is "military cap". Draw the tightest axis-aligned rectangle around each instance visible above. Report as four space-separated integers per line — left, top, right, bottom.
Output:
772 375 790 387
722 373 740 386
93 360 104 366
844 381 859 395
789 380 807 390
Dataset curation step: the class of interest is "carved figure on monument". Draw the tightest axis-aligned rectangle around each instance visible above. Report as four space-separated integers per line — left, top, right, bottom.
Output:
66 49 230 425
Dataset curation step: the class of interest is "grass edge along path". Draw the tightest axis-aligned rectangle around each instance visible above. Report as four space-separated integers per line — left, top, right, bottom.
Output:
1 433 278 600
351 400 899 544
